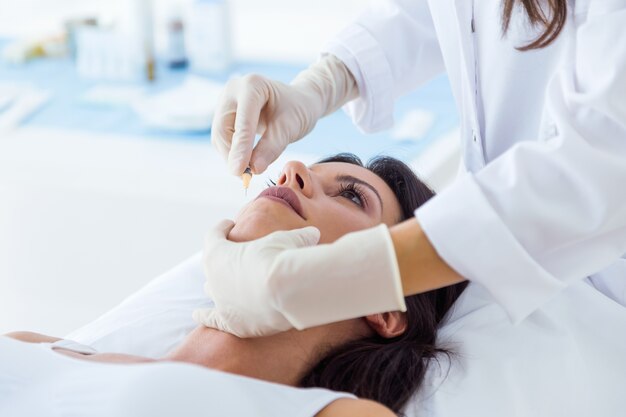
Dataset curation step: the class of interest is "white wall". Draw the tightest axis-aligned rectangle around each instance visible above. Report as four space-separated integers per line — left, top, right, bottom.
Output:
229 0 365 63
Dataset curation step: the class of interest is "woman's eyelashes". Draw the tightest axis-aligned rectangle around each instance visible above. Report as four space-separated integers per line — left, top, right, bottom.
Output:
337 182 368 208
266 176 368 209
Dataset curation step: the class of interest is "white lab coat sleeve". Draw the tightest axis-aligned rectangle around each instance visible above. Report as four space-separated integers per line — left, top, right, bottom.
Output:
415 4 626 323
322 0 445 133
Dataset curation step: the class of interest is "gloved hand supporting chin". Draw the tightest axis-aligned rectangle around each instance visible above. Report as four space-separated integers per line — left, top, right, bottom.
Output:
194 220 405 338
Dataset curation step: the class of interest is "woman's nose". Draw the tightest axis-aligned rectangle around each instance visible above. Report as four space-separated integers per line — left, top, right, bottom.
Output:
277 161 313 198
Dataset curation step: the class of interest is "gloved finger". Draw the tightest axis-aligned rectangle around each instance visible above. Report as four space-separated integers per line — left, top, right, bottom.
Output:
192 308 223 329
203 219 236 254
267 226 321 248
202 219 236 285
211 86 238 160
203 280 213 298
249 125 289 174
207 219 236 240
211 109 235 159
193 308 249 337
228 78 268 176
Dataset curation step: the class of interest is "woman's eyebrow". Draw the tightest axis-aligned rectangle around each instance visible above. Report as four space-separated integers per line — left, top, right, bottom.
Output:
335 174 383 212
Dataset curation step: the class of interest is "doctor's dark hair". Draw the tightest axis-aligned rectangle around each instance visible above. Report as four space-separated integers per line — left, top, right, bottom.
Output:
502 0 567 50
300 153 468 414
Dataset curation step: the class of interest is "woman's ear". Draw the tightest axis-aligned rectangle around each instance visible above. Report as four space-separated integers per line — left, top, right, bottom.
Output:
364 312 407 338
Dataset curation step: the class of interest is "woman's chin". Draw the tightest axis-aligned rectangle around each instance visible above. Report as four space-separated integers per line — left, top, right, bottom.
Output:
227 220 291 242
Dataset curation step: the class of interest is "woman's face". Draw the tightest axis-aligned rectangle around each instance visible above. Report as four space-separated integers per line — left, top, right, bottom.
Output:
223 160 408 365
228 161 402 243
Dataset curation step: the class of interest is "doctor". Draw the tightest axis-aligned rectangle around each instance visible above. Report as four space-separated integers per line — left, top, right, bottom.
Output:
194 0 626 337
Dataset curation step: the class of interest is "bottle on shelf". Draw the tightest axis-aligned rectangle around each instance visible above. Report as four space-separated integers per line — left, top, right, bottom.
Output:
185 0 232 76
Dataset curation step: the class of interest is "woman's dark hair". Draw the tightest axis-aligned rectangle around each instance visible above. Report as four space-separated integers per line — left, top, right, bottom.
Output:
299 153 468 414
502 0 567 50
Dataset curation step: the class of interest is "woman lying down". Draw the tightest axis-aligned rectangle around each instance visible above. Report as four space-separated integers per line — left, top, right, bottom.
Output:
2 153 467 417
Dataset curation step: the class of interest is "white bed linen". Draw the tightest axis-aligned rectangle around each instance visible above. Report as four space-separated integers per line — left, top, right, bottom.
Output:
66 253 626 417
406 276 626 416
0 336 353 417
66 252 210 358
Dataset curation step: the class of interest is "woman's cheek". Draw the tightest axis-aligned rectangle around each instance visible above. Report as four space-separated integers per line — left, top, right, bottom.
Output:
316 209 373 244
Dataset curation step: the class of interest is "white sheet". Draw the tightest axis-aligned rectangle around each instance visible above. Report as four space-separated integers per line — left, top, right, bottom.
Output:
0 336 353 417
66 254 626 416
407 273 626 416
66 252 210 358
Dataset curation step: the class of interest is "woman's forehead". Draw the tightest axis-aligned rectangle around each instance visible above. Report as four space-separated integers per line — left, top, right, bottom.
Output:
309 161 379 182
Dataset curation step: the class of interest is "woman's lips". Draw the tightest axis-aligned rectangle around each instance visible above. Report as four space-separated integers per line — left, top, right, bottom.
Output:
256 187 306 220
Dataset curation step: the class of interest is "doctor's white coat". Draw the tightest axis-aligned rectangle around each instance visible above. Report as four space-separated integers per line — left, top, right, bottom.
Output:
324 0 626 323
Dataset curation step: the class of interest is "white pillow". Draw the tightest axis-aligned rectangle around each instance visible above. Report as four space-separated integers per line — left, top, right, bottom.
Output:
65 252 212 358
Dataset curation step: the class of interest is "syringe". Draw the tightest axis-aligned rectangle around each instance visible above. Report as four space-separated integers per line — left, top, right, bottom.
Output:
241 167 252 196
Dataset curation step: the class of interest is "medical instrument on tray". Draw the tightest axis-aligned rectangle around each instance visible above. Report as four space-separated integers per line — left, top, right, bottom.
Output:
2 35 68 64
132 76 224 132
0 84 51 133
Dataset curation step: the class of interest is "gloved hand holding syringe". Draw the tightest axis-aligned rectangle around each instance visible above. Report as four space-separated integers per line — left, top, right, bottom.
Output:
211 55 358 179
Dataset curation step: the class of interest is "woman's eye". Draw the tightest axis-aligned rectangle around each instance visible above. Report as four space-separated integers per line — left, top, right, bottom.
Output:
341 190 363 206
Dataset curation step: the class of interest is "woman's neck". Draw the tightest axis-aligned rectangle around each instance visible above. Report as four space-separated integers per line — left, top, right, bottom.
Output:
165 325 327 386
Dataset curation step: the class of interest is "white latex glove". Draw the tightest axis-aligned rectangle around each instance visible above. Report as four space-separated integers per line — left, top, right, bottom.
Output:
211 55 358 176
193 220 406 338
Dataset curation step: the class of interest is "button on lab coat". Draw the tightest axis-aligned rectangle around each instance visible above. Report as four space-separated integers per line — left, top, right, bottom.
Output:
324 0 626 323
